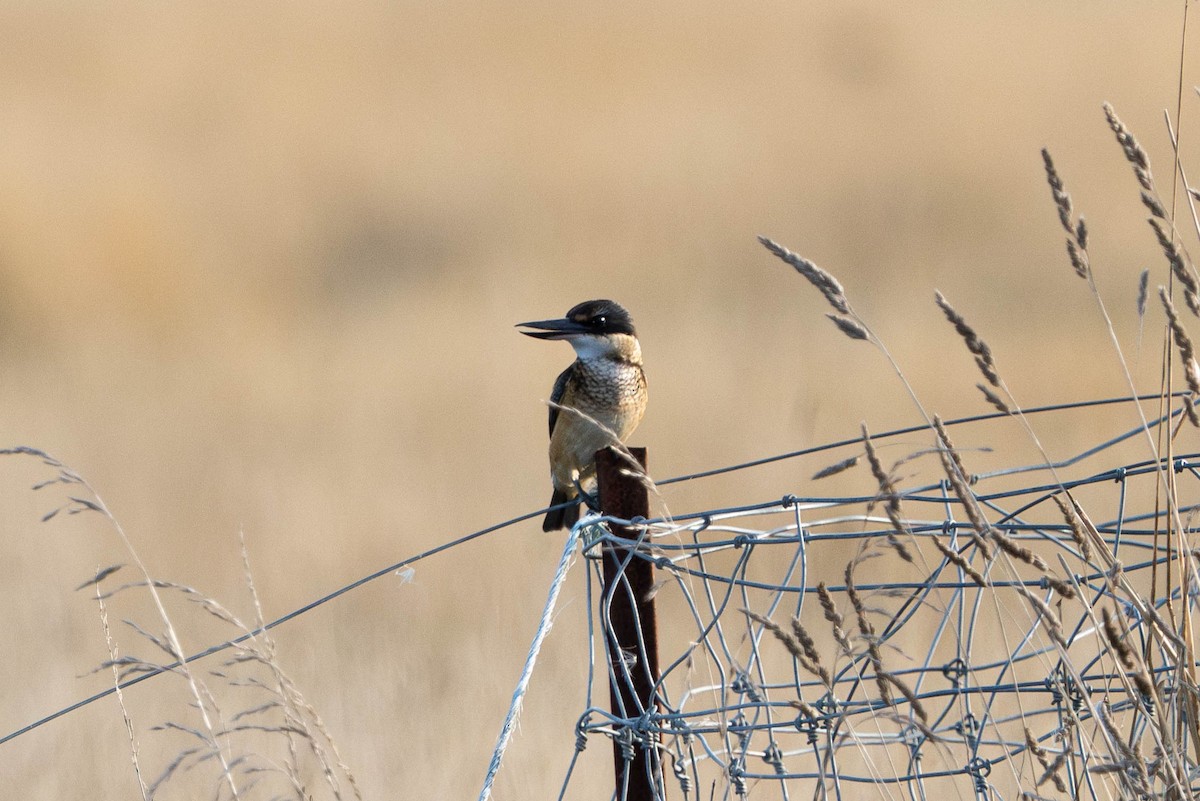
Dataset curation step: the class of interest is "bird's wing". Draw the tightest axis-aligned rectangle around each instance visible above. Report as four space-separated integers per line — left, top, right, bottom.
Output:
548 362 575 438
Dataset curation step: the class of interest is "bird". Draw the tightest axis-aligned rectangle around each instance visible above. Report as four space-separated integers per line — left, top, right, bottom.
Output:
517 299 648 531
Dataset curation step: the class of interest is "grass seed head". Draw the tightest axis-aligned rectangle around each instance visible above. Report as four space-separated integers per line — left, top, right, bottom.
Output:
759 235 850 315
1160 286 1200 394
1103 102 1153 189
935 291 1001 387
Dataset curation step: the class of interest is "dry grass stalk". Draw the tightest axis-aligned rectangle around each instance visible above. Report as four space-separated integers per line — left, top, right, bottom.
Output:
758 235 850 315
1159 286 1200 396
1137 268 1150 319
878 669 927 724
976 382 1010 413
1103 102 1153 190
96 589 150 800
967 530 995 563
1065 240 1089 279
145 743 206 798
825 313 869 341
931 535 987 587
861 423 914 563
1097 702 1133 765
125 619 184 662
1130 742 1156 792
92 655 160 682
1142 191 1168 219
1185 394 1200 427
990 527 1049 572
76 563 125 591
743 609 832 688
817 582 853 659
788 699 822 722
789 617 827 678
1036 753 1069 794
1101 607 1156 699
1149 220 1200 315
932 416 994 561
70 516 361 801
1051 494 1092 563
1013 586 1066 648
1041 574 1076 600
1069 503 1116 579
1041 148 1075 234
1024 727 1067 793
1098 607 1133 669
811 454 859 480
238 537 362 801
1094 702 1152 797
934 291 1000 388
845 564 892 707
14 451 251 800
1041 148 1090 278
931 416 968 478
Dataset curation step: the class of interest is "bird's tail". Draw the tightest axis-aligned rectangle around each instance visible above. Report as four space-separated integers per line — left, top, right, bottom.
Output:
543 488 580 532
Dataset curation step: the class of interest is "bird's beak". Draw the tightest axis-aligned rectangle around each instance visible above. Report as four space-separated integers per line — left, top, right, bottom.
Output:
516 317 591 340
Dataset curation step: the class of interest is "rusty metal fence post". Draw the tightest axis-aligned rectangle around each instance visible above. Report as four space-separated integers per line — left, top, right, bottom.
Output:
595 446 664 801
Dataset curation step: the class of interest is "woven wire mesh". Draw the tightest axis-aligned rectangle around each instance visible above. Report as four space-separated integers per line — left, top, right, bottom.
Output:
560 397 1200 800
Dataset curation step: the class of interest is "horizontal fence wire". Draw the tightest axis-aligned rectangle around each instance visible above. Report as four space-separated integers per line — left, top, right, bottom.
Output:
557 394 1200 800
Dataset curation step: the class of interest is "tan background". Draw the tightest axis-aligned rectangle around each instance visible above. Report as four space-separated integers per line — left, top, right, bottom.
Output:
1 3 1197 798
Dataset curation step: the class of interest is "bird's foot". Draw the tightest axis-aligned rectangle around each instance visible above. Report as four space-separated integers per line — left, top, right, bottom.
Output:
572 477 602 512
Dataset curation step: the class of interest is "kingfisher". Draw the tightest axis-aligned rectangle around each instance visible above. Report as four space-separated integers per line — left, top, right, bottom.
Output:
518 299 648 531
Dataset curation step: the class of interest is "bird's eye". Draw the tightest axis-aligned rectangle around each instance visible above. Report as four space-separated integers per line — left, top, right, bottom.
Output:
594 316 606 327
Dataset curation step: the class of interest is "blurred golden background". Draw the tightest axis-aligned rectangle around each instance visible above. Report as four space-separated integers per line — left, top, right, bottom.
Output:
2 3 1198 797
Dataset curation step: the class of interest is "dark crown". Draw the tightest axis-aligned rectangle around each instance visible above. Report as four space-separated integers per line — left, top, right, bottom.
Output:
565 299 637 337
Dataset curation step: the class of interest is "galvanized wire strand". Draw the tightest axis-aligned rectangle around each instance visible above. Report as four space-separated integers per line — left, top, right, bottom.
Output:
478 525 581 801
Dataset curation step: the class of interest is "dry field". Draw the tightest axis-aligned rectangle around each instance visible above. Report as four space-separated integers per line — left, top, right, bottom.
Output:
1 3 1198 798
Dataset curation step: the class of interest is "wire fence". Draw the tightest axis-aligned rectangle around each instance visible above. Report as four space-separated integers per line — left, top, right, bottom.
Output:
4 394 1199 801
548 394 1200 800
